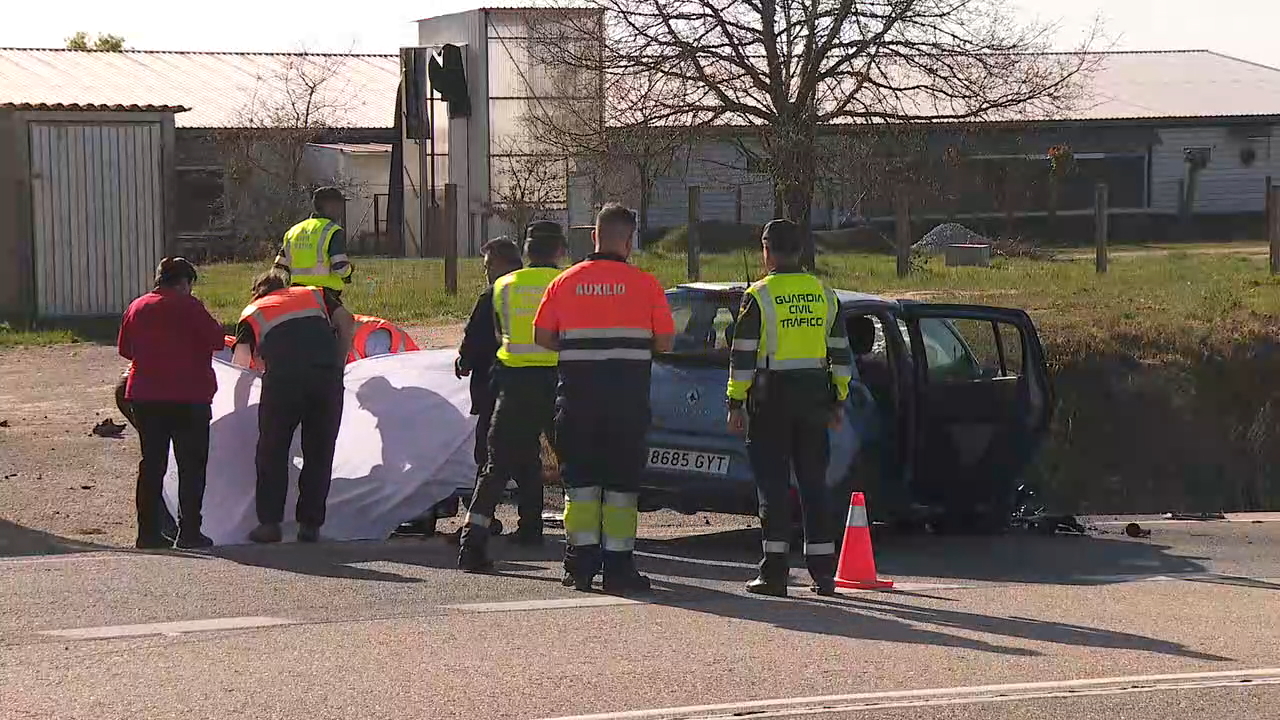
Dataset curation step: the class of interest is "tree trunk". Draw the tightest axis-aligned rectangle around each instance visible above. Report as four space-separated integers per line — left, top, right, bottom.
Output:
769 123 818 269
638 168 651 239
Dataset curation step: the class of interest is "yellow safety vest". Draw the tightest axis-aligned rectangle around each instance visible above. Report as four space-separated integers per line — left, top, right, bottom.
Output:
494 266 561 367
747 272 837 370
282 218 344 291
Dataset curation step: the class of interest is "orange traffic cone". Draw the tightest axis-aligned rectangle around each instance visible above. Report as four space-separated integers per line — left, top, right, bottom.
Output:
834 492 894 590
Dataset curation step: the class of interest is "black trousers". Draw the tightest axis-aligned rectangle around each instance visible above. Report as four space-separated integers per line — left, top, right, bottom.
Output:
472 392 495 469
746 373 837 582
132 402 212 541
461 364 556 547
556 391 650 577
255 367 344 527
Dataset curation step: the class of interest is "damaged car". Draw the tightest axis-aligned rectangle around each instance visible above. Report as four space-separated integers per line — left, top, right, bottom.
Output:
642 282 1054 533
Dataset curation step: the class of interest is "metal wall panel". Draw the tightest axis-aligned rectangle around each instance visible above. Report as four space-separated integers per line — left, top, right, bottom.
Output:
29 121 164 315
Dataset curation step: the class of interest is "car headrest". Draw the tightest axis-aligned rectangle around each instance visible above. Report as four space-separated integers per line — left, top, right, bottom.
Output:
848 316 876 355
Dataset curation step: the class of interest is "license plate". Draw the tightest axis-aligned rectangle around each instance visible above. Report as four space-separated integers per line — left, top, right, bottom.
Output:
646 448 730 476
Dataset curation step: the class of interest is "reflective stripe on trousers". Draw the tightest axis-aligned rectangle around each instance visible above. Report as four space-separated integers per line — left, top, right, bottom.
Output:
564 486 602 546
601 490 639 552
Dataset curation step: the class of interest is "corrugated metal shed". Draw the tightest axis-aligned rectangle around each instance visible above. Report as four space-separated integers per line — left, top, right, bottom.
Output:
0 49 399 128
1 102 189 113
1076 51 1280 121
308 142 393 154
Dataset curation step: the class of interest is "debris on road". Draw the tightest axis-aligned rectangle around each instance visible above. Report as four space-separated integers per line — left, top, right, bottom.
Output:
0 419 10 427
91 419 126 438
1125 522 1152 538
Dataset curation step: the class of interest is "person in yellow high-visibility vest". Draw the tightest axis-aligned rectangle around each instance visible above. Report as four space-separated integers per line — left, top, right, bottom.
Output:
727 219 855 598
457 221 566 572
274 187 354 296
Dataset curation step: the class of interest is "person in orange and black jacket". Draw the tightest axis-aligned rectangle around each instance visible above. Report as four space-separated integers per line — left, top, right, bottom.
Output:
117 258 225 550
233 270 356 544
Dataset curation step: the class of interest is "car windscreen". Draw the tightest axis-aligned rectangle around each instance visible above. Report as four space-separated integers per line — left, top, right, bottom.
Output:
661 289 741 364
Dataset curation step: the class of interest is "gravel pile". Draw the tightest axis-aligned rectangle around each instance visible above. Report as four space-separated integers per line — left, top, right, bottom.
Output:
912 223 990 255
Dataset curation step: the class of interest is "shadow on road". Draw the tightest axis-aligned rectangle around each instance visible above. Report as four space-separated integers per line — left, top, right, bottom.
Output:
637 528 1211 585
643 577 1231 662
0 519 110 558
211 534 558 583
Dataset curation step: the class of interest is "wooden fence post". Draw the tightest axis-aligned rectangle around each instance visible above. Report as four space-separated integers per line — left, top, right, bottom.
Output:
443 182 458 295
895 189 911 278
1269 181 1280 276
1095 182 1109 274
688 185 701 282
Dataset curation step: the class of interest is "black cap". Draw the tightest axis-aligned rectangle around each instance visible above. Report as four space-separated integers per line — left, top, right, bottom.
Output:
312 186 347 204
762 218 801 255
524 221 565 260
525 220 565 241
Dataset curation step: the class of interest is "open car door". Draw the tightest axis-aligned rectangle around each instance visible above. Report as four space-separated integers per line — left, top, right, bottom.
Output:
899 303 1053 531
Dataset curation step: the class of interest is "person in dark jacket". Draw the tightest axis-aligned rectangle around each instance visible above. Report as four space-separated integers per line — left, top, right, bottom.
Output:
455 238 524 470
117 257 226 550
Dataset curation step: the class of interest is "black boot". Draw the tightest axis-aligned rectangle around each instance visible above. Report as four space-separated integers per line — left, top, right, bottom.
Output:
745 552 790 597
806 553 837 597
174 527 213 549
507 524 544 547
564 544 601 592
601 551 651 595
459 522 494 573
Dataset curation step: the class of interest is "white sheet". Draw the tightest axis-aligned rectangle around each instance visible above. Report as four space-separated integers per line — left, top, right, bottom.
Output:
164 350 478 545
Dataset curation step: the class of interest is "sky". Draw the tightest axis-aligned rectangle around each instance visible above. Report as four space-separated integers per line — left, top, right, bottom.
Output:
2 0 1279 68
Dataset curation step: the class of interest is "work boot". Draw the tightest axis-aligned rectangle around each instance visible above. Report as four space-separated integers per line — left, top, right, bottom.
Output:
746 552 790 597
561 571 593 591
135 535 171 551
297 524 321 543
506 528 544 547
248 523 282 544
809 578 837 597
806 553 837 597
601 551 652 595
458 545 494 573
174 530 214 550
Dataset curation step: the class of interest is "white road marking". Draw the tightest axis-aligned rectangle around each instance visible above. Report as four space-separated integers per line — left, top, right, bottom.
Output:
39 616 296 640
445 596 644 613
637 551 758 569
535 668 1280 720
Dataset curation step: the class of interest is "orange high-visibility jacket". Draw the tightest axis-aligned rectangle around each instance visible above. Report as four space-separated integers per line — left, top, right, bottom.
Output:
346 315 419 363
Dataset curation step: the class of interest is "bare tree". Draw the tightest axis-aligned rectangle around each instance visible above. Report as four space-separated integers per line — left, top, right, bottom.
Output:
534 0 1099 265
215 52 358 255
487 136 567 235
510 22 692 236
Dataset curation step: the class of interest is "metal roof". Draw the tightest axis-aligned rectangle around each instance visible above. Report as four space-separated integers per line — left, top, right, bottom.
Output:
1071 51 1280 121
0 49 398 129
308 142 393 154
0 101 188 113
0 48 1278 130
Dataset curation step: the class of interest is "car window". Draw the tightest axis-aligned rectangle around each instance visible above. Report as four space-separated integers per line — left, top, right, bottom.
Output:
664 290 741 360
917 318 984 382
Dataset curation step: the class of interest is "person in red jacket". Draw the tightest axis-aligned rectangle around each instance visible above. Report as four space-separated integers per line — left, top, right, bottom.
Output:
117 258 226 549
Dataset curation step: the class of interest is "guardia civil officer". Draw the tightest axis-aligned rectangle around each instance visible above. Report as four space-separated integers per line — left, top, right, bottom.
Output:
274 187 354 295
726 219 854 597
458 222 566 571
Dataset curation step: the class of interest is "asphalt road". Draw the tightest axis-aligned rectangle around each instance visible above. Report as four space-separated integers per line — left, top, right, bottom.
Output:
3 516 1279 720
